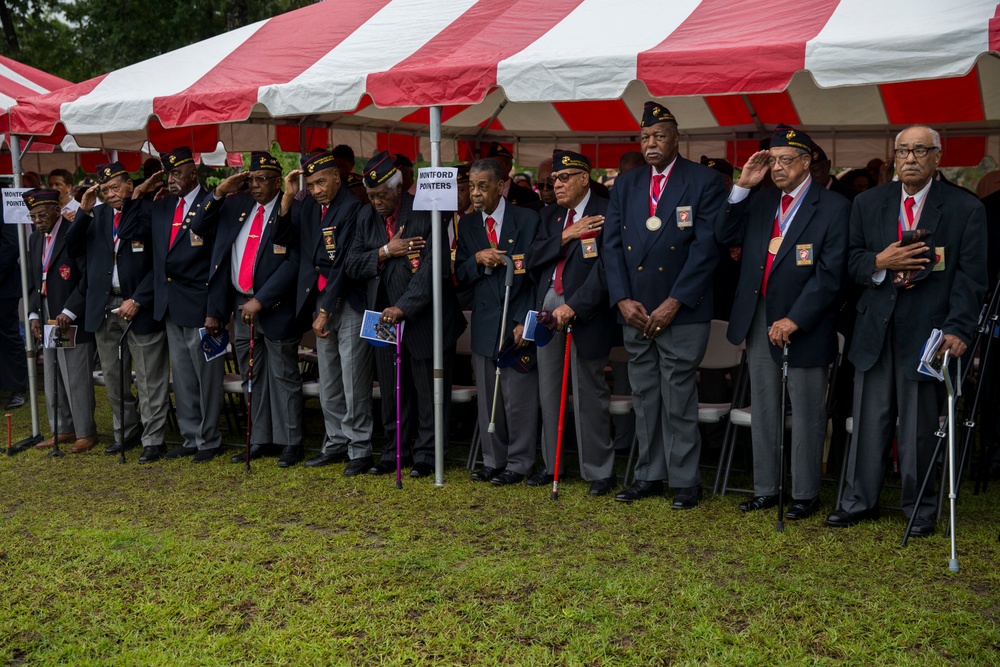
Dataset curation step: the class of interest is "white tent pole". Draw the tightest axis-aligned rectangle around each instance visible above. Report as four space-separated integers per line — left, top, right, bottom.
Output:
11 134 42 440
430 105 445 486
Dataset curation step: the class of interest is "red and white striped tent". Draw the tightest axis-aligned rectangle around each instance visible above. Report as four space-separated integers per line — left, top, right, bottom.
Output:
0 55 74 172
9 0 1000 169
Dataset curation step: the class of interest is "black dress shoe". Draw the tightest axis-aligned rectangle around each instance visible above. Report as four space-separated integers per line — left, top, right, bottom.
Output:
470 466 503 482
739 495 779 512
909 520 936 538
525 472 554 487
277 446 304 468
491 470 525 486
672 485 702 510
825 507 880 528
588 476 617 497
230 444 270 463
784 497 820 520
4 392 25 410
305 451 344 468
137 446 164 464
165 445 198 459
192 447 222 463
410 462 433 478
343 456 374 477
369 459 397 475
105 442 124 455
614 479 665 503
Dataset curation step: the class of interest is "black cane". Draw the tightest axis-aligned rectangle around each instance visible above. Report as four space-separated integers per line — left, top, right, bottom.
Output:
49 327 64 459
395 323 403 490
777 344 789 532
245 322 255 473
118 316 134 464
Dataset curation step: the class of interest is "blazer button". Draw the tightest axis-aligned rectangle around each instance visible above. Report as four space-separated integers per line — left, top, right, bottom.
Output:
759 265 765 271
658 267 663 272
167 277 172 282
215 264 219 270
305 288 311 293
890 295 896 301
637 266 644 272
627 246 632 251
314 265 320 271
754 289 759 294
670 246 676 251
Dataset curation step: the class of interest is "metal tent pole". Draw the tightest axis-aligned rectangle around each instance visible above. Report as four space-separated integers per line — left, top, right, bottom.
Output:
429 106 445 486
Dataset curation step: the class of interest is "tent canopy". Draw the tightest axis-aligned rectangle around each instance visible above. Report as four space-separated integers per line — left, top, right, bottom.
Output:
9 0 1000 167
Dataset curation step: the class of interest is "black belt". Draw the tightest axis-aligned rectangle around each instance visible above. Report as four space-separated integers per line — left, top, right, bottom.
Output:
110 289 122 296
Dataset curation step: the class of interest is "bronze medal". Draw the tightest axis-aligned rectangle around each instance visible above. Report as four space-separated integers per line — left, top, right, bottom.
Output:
768 237 782 255
646 216 662 231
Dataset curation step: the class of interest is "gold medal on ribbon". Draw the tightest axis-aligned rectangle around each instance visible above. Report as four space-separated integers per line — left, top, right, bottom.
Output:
768 237 782 255
646 216 662 231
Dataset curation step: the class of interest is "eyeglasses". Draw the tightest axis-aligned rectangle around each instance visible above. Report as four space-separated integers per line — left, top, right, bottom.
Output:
552 170 588 184
893 146 939 159
28 211 56 221
535 181 554 190
248 175 280 184
766 155 806 167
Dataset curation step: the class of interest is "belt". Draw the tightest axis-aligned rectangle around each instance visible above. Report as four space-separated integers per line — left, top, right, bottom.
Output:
110 289 123 297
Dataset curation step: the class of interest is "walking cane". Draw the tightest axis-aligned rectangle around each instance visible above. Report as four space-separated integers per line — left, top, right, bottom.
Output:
942 350 960 573
488 255 516 434
395 323 403 490
49 326 65 459
777 344 789 532
6 413 11 455
118 317 134 464
551 325 573 501
245 323 255 472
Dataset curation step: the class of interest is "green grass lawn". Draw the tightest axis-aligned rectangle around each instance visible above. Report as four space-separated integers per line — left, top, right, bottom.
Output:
1 390 998 666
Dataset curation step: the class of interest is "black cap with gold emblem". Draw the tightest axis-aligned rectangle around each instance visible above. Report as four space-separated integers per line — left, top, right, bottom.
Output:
551 149 591 173
641 101 676 128
769 124 812 153
700 155 734 177
346 172 364 189
159 147 194 171
362 151 397 188
22 188 60 210
455 164 470 184
249 152 281 173
301 151 337 176
96 162 128 184
810 143 828 163
486 142 513 160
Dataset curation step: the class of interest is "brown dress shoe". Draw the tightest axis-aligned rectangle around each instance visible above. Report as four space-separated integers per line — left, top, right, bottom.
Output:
70 434 99 453
36 432 76 450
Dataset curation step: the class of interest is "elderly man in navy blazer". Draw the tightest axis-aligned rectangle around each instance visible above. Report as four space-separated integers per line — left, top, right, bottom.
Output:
191 152 305 467
603 102 725 508
526 149 617 496
718 126 849 521
827 126 988 536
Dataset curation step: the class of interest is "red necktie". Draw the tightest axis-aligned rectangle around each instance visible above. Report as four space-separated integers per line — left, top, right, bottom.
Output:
385 214 396 243
169 198 185 247
113 210 121 245
239 205 265 293
553 209 575 295
317 205 330 292
321 205 328 219
899 196 916 241
761 194 793 297
650 173 666 216
486 216 498 248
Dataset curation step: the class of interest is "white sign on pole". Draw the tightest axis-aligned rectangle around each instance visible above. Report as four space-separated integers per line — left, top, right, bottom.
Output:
2 188 32 225
412 168 457 212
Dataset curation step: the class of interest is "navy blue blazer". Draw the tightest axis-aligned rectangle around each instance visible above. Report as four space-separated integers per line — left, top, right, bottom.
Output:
117 187 226 329
718 180 849 367
603 157 724 324
0 220 21 300
65 203 159 335
527 194 614 359
847 180 988 380
344 192 465 360
190 191 302 341
27 219 93 343
455 200 539 359
272 184 366 319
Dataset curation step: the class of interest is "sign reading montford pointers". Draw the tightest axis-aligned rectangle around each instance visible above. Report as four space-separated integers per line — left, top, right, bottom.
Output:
412 168 457 212
2 188 31 224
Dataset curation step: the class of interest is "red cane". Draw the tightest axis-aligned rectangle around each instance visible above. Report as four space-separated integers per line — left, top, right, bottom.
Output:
551 326 573 501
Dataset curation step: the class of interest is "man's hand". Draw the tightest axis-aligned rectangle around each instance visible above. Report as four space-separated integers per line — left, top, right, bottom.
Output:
64 210 77 223
204 316 222 337
214 172 249 198
29 320 42 342
936 333 967 359
132 170 164 199
55 313 73 333
643 297 680 338
312 311 330 339
736 150 771 189
617 298 649 331
561 214 605 244
118 298 140 321
551 304 576 331
387 233 425 258
512 322 526 348
79 184 100 214
280 170 302 215
875 241 930 272
380 306 405 325
240 298 263 325
768 317 799 347
475 247 507 269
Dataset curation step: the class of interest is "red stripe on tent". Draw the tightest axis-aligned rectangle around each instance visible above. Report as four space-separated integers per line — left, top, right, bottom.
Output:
552 100 640 133
705 96 754 126
343 95 374 115
746 92 800 125
880 70 984 125
152 0 391 127
639 0 840 96
147 119 220 153
0 55 71 92
0 75 56 111
9 75 106 135
366 0 585 107
376 133 421 161
726 139 761 166
580 143 639 170
400 105 469 125
275 125 331 152
939 136 987 167
990 6 1000 51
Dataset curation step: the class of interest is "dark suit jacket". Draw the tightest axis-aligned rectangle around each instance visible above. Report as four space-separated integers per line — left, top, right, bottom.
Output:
603 158 724 324
344 192 465 360
718 180 849 367
65 204 159 335
190 191 302 341
847 180 988 380
117 187 225 328
455 199 539 359
982 189 1000 289
507 181 543 211
527 194 614 359
0 220 22 300
273 185 365 319
27 219 93 343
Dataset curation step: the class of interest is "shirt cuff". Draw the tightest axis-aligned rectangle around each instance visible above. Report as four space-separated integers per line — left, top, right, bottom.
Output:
872 269 887 285
28 313 39 321
728 185 751 204
61 308 76 321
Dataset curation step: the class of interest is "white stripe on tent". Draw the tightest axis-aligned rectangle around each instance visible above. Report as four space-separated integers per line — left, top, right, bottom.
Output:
0 64 51 95
787 71 887 126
